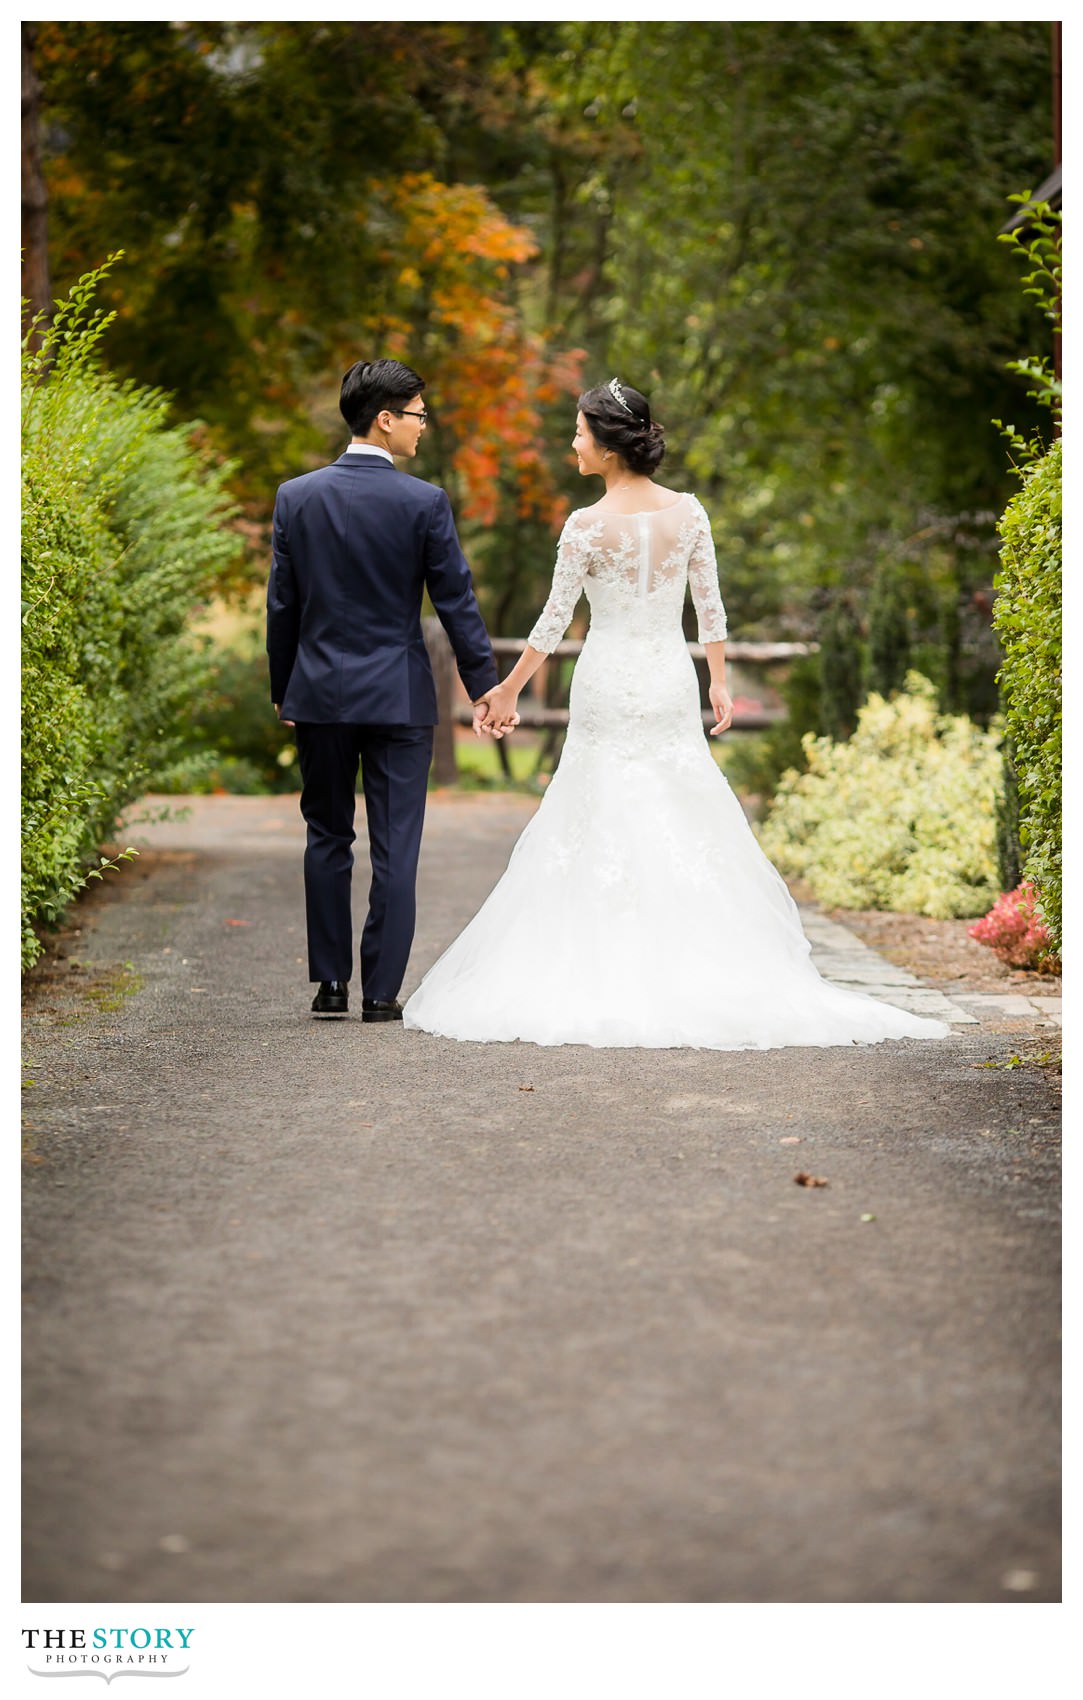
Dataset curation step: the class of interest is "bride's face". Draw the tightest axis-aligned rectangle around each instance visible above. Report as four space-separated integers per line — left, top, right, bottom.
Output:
572 411 606 477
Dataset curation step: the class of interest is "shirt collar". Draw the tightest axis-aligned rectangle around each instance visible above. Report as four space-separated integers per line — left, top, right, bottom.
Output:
345 443 393 464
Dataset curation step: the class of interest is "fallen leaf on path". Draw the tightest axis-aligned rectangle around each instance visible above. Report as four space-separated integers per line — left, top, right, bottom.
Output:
779 1136 802 1145
860 1213 876 1222
519 1085 535 1092
224 919 251 926
794 1172 829 1187
1001 1569 1039 1592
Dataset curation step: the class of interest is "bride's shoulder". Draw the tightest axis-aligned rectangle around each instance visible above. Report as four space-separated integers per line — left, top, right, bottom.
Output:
563 502 606 530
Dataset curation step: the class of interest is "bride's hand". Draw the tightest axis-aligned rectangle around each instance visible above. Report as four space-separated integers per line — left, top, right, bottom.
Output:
708 682 733 736
479 684 520 737
488 711 521 740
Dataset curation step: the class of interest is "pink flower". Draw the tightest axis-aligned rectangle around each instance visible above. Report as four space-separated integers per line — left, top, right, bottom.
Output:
968 882 1058 971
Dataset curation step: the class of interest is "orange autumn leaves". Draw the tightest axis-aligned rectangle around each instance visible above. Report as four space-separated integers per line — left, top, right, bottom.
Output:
365 173 585 529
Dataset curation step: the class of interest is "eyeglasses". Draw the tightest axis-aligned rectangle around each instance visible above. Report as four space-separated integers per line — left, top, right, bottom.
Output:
391 408 428 424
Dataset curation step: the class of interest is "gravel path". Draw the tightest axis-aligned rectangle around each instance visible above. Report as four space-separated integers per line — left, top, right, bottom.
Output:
21 793 1060 1602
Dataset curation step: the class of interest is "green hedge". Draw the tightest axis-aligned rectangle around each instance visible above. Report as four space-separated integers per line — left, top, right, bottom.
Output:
992 437 1061 948
21 260 241 968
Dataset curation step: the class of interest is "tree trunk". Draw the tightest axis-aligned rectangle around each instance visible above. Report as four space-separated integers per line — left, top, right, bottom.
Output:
22 23 51 337
422 617 459 786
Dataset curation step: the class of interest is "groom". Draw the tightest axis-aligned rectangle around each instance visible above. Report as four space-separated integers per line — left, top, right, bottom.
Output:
267 357 506 1021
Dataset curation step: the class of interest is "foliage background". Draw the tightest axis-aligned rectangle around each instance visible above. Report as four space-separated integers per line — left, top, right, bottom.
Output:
33 19 1053 653
22 21 1059 942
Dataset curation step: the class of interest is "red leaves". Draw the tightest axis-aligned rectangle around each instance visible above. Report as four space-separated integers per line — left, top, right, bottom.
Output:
968 882 1060 972
364 172 586 530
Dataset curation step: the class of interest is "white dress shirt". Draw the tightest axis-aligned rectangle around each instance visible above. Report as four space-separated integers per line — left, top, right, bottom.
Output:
345 443 393 463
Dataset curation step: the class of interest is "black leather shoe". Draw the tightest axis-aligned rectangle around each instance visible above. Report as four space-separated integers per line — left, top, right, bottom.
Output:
311 980 349 1017
361 998 403 1023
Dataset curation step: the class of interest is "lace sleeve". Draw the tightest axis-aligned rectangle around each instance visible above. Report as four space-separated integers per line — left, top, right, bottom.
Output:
526 513 593 653
686 498 728 642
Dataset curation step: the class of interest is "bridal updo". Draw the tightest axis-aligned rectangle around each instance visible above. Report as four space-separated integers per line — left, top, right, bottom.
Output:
579 379 666 475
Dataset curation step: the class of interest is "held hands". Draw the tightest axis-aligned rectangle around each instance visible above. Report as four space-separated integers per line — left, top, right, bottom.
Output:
708 682 734 736
473 684 521 739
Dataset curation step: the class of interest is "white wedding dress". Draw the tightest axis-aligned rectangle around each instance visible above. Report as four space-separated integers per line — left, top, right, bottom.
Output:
404 492 950 1049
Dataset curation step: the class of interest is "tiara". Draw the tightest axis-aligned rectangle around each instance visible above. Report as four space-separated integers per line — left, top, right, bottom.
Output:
608 377 634 414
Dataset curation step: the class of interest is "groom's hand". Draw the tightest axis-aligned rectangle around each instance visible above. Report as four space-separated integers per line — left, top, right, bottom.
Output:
273 703 296 728
472 696 520 738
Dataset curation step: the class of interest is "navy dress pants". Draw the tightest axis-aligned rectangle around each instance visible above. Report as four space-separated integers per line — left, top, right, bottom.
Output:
295 722 434 999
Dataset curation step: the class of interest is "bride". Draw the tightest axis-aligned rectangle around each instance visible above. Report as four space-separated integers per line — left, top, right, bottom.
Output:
403 379 950 1050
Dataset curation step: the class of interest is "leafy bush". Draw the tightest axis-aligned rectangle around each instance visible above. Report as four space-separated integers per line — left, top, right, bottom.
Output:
968 881 1059 973
757 672 1002 917
22 259 241 968
992 437 1061 949
155 636 301 795
991 198 1061 951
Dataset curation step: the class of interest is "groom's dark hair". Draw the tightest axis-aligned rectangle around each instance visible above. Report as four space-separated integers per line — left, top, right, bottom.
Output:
340 358 426 435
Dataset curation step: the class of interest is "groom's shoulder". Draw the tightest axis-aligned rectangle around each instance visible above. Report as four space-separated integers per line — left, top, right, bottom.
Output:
274 462 452 515
274 462 338 503
395 470 452 508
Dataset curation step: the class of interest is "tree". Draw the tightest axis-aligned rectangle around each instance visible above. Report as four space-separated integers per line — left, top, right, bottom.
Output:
33 20 583 569
21 25 50 332
818 591 865 742
544 21 1051 649
867 563 912 698
35 17 1053 684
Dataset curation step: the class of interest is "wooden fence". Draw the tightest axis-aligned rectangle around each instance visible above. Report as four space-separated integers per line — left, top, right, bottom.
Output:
422 620 817 783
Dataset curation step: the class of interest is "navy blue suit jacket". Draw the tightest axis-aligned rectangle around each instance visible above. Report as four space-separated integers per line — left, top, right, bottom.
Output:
267 453 498 724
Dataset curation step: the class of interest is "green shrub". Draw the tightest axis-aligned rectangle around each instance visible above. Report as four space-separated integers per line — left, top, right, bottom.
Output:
22 259 241 968
991 196 1061 951
155 637 301 795
993 438 1061 946
757 672 1002 917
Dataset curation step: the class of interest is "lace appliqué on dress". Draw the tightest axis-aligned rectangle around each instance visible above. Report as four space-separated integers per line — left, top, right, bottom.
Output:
685 500 728 643
525 495 727 653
